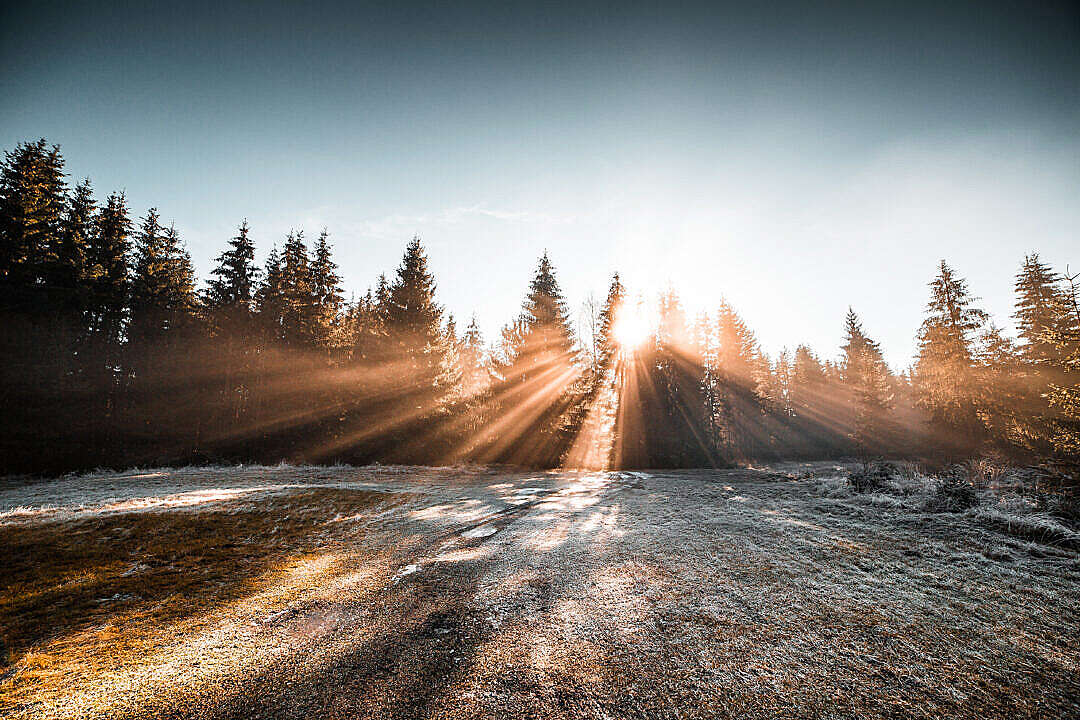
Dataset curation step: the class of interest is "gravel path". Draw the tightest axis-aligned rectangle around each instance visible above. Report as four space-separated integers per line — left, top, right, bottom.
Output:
2 464 1079 719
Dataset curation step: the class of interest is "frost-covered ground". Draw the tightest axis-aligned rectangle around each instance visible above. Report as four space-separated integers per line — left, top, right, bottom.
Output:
2 463 1079 719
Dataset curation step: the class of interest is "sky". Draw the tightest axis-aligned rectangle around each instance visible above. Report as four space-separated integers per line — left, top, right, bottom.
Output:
3 0 1079 368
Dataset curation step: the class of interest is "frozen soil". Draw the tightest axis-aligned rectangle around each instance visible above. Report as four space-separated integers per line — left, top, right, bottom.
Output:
2 463 1079 719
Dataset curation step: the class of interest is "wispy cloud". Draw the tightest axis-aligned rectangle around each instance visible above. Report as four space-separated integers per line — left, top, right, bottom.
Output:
326 204 574 242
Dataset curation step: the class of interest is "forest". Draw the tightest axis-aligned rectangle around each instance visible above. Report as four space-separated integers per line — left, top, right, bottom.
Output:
2 138 1079 477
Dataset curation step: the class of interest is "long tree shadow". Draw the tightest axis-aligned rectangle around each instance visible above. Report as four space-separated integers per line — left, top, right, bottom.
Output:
114 474 632 719
0 488 411 669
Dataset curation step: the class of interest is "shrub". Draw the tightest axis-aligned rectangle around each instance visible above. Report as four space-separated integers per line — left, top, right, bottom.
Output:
926 476 979 513
849 462 886 493
964 456 1010 488
847 461 906 494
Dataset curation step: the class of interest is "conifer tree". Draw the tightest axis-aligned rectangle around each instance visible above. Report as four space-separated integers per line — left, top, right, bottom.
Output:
85 191 130 364
691 312 721 450
1014 254 1064 365
256 243 285 342
79 191 130 423
648 289 713 465
487 252 579 465
771 349 793 415
351 273 393 364
596 272 626 372
915 261 988 441
56 179 95 307
790 345 827 412
202 221 261 428
711 301 768 455
128 209 169 345
0 139 72 466
204 220 258 335
280 230 315 348
310 229 344 352
841 308 894 453
385 236 448 396
125 213 199 450
1044 270 1080 457
441 314 464 396
974 323 1024 448
498 252 576 372
458 316 489 398
0 138 67 288
714 301 759 385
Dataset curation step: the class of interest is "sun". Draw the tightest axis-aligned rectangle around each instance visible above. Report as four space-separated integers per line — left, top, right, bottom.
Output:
612 302 650 350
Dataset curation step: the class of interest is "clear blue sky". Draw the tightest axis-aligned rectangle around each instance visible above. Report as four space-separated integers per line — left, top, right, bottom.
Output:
3 1 1078 367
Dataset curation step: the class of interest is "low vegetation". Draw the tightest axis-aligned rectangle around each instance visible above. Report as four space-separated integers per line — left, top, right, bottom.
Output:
843 459 1080 548
2 464 1078 719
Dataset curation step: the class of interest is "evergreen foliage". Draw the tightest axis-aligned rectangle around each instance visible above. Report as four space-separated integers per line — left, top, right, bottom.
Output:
915 261 988 442
2 137 1079 475
841 308 894 454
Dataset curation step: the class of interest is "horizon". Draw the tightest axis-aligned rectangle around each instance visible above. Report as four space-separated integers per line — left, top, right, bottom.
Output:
4 0 1079 369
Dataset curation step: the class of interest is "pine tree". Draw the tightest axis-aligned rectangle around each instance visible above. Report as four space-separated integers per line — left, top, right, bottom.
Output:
1044 270 1080 458
129 212 198 345
0 138 67 288
790 345 827 412
596 272 626 372
1014 254 1064 365
497 252 576 374
310 229 344 352
350 273 393 364
486 252 579 465
128 208 167 345
85 191 130 368
256 243 285 343
0 139 72 469
163 224 197 321
81 192 130 424
714 301 759 386
441 314 464 397
50 178 97 381
771 349 793 415
974 323 1024 449
649 289 713 465
279 230 315 348
384 236 448 397
915 260 988 440
711 300 768 455
204 220 258 335
691 312 721 450
56 178 95 307
125 213 200 453
523 252 575 353
458 316 489 398
202 221 261 428
841 308 894 454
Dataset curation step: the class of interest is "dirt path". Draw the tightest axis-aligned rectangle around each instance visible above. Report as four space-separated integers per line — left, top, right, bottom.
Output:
2 464 1079 719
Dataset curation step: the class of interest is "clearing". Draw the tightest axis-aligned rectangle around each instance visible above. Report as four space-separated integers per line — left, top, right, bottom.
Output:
1 464 1078 719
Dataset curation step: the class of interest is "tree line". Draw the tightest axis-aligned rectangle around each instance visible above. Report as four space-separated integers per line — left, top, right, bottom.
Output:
1 139 1078 475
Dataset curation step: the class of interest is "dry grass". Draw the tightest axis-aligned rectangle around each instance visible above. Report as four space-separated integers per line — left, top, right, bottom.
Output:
1 464 1078 719
0 488 397 708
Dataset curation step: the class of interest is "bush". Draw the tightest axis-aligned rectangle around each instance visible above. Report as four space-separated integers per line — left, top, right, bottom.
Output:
848 461 905 494
964 456 1011 488
926 476 980 513
849 463 885 493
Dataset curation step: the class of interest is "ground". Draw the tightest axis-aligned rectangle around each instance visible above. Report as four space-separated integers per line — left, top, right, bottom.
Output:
1 464 1078 719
